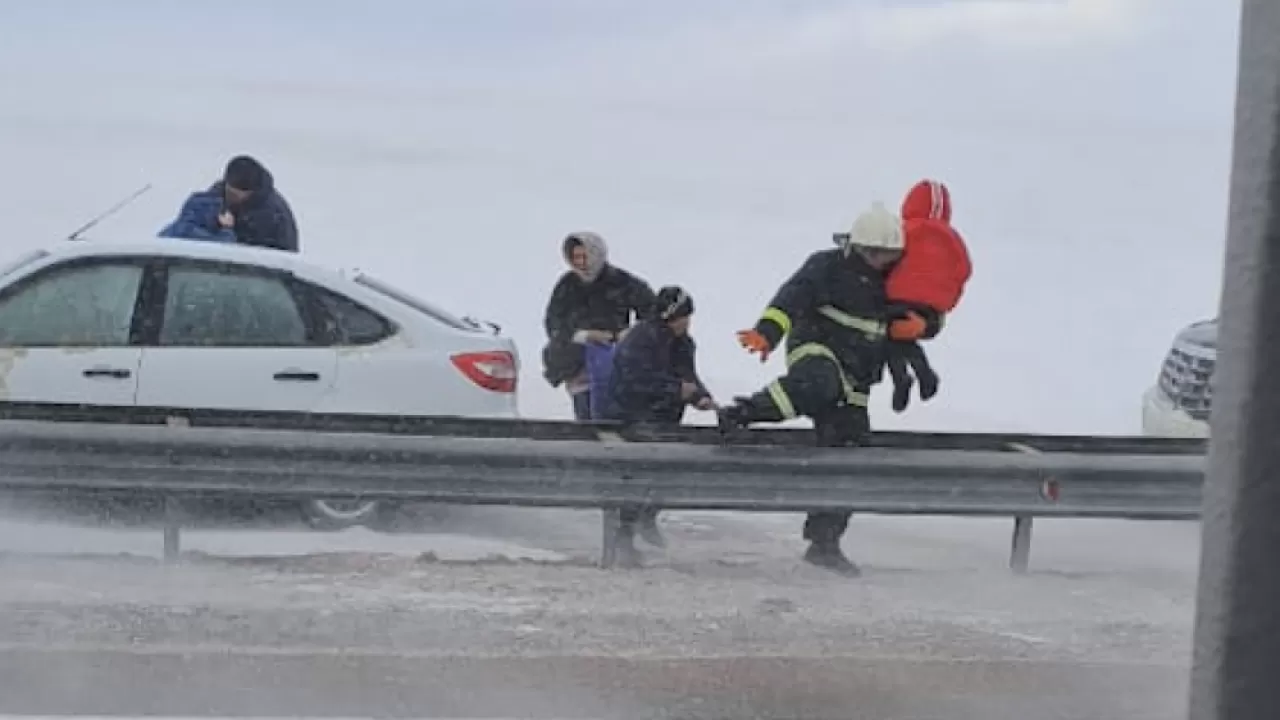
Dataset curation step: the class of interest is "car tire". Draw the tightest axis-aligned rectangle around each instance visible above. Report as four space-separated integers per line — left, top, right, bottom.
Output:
300 497 398 530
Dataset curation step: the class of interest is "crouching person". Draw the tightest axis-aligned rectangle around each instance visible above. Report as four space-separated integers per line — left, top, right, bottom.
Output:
599 285 715 567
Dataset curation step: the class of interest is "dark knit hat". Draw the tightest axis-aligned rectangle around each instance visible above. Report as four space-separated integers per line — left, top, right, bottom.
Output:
224 155 268 192
655 285 694 321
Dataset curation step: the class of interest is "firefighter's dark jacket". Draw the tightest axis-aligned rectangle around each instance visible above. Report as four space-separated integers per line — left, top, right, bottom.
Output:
541 265 657 387
754 248 890 389
601 319 709 424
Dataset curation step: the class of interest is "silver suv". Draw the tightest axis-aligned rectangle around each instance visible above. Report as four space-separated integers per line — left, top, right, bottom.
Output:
1141 318 1216 438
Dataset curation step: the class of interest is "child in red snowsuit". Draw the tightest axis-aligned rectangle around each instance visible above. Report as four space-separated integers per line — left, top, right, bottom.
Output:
884 179 973 412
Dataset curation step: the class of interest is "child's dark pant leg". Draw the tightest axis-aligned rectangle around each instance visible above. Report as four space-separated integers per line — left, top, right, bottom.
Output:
899 340 938 400
886 348 914 413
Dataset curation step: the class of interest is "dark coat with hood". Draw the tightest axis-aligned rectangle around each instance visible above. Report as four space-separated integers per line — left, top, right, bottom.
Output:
600 318 709 424
541 232 657 388
214 156 299 253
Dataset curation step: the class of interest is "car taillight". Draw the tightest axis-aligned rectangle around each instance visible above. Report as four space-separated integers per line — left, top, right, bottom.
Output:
451 351 518 393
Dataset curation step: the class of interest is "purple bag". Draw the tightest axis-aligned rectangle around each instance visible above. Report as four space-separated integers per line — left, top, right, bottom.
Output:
584 342 616 420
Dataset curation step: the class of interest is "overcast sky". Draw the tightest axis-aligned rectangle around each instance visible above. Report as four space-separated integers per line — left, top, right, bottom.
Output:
0 0 1243 432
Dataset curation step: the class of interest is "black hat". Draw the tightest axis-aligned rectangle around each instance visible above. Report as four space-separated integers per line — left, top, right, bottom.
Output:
655 285 694 320
224 155 267 192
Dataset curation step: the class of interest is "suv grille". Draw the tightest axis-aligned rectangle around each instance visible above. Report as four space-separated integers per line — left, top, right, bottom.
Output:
1158 343 1215 421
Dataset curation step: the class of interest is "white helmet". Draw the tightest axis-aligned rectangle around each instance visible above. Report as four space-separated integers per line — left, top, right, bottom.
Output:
838 201 904 255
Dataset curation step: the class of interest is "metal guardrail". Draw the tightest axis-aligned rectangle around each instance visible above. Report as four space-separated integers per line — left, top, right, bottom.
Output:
0 400 1208 453
0 413 1205 573
0 394 1208 450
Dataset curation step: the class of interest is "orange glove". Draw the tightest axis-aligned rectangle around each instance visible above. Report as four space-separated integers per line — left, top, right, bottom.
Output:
889 312 928 341
737 329 772 362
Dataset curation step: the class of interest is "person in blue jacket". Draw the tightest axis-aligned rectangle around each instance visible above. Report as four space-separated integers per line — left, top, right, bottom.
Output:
599 285 716 566
159 155 298 252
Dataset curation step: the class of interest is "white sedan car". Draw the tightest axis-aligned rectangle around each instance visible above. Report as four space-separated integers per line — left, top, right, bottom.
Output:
0 238 520 527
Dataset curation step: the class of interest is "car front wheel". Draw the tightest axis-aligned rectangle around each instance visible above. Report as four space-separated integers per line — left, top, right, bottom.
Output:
300 497 397 530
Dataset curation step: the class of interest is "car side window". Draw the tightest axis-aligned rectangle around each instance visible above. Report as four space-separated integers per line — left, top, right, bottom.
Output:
311 287 395 346
0 261 142 347
160 265 308 347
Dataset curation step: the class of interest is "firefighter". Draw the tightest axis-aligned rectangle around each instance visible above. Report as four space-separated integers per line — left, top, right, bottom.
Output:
600 285 715 566
718 202 916 577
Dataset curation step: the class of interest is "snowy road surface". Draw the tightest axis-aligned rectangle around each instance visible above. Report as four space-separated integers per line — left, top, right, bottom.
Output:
0 506 1199 718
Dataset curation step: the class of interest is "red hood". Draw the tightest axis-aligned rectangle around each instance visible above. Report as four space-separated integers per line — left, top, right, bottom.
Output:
901 179 952 223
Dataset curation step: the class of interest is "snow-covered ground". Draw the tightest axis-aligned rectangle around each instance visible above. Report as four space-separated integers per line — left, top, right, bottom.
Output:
0 506 1198 664
0 504 1200 575
0 499 1199 716
0 517 570 564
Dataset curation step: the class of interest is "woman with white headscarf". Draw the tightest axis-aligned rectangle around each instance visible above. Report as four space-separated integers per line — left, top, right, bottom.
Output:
541 231 658 420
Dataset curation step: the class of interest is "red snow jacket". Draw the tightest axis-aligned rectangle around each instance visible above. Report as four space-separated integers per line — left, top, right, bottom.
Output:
885 179 972 314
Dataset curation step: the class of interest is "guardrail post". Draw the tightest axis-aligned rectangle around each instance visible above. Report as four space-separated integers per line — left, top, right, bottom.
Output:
160 415 189 563
595 429 626 570
1009 516 1032 574
162 495 182 563
1005 442 1043 574
599 509 620 569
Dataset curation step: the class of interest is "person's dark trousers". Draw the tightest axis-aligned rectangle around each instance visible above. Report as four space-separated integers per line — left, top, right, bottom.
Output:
622 411 677 547
576 393 665 564
801 403 870 574
618 507 662 536
571 390 592 421
612 420 673 553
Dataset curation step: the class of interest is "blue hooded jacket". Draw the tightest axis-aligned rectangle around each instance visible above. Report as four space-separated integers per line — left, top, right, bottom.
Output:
158 190 236 243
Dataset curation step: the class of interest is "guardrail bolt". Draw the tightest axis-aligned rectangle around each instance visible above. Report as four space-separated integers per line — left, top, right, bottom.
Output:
1040 478 1061 503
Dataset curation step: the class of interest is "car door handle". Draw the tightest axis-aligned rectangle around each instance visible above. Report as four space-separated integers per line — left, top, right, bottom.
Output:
82 367 132 379
273 370 321 382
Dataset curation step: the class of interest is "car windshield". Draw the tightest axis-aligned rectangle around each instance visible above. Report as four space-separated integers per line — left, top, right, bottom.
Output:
352 272 478 332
